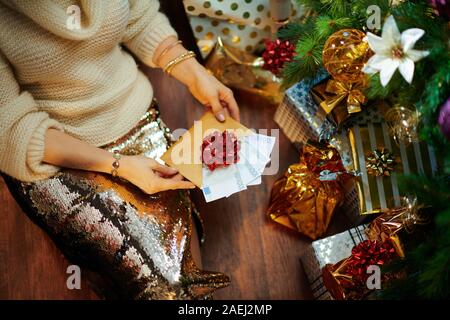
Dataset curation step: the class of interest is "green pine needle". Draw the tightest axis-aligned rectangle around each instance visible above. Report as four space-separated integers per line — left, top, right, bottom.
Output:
314 16 353 39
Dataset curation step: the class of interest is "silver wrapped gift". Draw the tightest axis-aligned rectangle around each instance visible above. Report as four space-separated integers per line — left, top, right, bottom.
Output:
300 225 367 300
274 70 336 150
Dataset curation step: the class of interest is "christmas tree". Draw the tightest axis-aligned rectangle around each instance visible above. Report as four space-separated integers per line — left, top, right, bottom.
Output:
278 0 450 299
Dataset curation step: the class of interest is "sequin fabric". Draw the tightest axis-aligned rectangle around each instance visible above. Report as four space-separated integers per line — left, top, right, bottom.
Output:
6 100 230 299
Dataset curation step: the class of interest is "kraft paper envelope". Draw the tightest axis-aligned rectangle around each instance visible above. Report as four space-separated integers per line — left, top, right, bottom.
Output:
161 111 254 188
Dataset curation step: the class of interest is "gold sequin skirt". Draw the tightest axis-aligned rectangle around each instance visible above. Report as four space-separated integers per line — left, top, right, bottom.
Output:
3 100 230 300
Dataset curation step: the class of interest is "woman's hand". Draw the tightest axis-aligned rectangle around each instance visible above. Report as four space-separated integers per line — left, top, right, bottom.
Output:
43 129 195 195
153 37 240 123
186 66 240 122
119 155 195 194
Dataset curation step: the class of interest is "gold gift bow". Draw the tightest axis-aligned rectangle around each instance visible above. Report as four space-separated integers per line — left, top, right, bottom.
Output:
319 79 368 115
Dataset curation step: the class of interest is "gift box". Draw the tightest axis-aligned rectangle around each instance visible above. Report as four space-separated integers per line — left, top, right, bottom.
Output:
183 0 304 57
205 37 283 104
267 142 355 240
343 111 438 216
321 239 398 300
274 70 337 149
300 225 367 300
364 197 428 258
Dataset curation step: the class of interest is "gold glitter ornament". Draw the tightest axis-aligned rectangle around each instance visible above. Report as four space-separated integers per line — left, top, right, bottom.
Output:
322 29 372 84
366 147 397 177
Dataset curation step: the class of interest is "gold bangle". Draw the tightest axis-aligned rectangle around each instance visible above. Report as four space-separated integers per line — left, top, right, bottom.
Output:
155 39 182 66
111 150 121 177
164 51 196 75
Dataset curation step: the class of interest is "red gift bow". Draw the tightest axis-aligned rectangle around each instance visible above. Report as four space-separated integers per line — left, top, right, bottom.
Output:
201 130 240 171
346 240 397 285
262 39 296 76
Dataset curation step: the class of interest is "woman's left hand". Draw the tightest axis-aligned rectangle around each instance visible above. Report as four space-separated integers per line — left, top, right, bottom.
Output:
153 37 240 123
186 67 240 122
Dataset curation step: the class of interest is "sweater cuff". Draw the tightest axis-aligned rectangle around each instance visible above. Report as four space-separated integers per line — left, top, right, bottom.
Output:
131 13 178 68
27 117 64 177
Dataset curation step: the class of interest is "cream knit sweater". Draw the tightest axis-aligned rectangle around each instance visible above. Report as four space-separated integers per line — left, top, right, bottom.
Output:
0 0 177 181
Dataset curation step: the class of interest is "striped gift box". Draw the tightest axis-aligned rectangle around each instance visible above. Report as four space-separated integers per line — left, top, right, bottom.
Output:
300 225 367 300
346 120 438 215
274 70 335 150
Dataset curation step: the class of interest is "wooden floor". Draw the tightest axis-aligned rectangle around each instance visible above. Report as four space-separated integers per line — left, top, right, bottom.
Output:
0 64 354 300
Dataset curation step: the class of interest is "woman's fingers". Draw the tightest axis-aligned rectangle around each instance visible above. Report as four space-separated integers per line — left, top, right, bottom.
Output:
220 87 240 122
207 92 226 122
158 176 196 191
149 161 178 176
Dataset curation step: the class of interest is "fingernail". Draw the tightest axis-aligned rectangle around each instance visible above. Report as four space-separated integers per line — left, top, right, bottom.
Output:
216 113 225 122
170 168 178 172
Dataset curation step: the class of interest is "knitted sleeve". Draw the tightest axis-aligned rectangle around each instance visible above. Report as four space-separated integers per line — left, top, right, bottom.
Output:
0 51 64 182
122 0 178 68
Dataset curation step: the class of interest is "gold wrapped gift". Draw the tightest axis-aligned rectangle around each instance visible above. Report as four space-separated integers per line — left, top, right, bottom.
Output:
365 198 428 258
322 257 369 300
322 239 399 300
267 142 354 240
204 37 283 104
346 120 438 215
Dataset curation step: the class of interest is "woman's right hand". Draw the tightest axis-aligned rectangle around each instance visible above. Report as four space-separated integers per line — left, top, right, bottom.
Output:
120 155 195 194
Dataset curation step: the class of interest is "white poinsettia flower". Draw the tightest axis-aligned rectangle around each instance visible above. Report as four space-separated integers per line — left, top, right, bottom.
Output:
362 15 429 87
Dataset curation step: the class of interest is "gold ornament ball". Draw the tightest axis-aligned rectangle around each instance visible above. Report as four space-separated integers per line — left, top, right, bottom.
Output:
322 29 372 84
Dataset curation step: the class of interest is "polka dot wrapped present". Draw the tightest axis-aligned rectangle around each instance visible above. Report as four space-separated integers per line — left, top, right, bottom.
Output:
183 0 304 57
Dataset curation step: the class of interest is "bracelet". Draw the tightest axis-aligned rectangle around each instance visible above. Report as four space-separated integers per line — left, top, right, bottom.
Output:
163 51 196 75
155 39 182 66
111 150 121 177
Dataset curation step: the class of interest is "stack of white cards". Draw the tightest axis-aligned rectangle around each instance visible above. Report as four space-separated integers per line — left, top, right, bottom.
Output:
201 134 276 202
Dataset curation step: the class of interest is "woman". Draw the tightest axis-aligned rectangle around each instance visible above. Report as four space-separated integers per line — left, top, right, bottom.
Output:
0 0 239 299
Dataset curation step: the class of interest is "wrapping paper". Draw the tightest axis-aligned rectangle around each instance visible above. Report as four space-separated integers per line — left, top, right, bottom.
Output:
364 200 428 258
322 239 397 300
300 225 367 300
204 38 283 104
274 70 336 149
183 0 304 57
267 142 354 239
346 119 438 215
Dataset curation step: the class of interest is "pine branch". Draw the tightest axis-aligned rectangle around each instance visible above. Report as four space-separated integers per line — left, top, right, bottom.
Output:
319 0 351 18
314 16 354 39
277 16 315 42
296 0 322 12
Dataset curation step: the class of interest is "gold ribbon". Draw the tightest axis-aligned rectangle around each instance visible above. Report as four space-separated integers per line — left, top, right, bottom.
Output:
319 79 368 115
